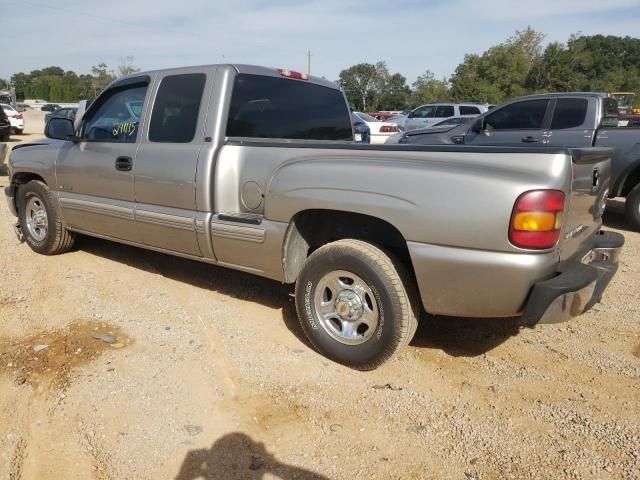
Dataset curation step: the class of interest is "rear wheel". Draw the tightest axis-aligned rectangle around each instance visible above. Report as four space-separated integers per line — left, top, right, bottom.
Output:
14 128 23 135
295 239 419 370
17 180 75 255
625 183 640 231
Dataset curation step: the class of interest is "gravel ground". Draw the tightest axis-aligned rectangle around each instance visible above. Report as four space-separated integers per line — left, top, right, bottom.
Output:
0 111 638 480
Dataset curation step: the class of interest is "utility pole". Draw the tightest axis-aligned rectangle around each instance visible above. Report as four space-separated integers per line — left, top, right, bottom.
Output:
307 49 312 77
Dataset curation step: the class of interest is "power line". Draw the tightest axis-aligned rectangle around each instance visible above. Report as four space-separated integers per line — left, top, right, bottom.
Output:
19 1 135 26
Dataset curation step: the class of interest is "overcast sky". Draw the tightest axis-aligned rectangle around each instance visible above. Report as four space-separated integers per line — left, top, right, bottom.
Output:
1 0 638 84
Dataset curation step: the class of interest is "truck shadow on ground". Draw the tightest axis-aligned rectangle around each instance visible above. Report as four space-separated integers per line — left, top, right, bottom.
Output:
77 236 522 358
603 198 636 233
175 432 329 480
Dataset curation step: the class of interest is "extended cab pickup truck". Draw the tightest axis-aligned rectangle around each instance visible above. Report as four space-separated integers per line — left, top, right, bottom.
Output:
390 92 640 230
5 65 624 369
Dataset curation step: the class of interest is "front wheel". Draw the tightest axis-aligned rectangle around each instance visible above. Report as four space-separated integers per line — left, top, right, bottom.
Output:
625 183 640 231
295 239 419 370
17 180 75 255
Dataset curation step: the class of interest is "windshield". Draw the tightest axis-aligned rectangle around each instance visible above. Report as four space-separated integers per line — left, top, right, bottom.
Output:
356 112 380 122
1 104 16 112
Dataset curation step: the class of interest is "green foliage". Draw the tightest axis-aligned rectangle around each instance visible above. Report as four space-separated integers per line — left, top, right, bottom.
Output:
9 61 129 102
338 61 411 111
412 70 450 104
336 30 640 111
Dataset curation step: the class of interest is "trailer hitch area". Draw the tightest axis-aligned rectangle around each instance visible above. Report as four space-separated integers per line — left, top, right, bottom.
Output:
13 222 24 243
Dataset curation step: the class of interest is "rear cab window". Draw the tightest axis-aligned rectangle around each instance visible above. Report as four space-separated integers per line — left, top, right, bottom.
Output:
226 74 352 141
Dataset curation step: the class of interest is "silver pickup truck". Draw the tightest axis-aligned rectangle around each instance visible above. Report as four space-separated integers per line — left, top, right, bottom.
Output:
4 64 624 369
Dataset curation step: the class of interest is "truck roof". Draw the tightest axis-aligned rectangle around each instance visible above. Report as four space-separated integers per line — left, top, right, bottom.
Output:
117 63 339 90
513 92 610 101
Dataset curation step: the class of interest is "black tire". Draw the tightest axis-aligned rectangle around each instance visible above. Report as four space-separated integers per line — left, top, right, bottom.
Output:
17 180 75 255
295 239 419 370
625 183 640 231
15 128 23 135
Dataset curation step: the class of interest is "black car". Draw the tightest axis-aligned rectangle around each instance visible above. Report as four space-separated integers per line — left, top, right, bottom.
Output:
0 105 11 141
41 103 61 112
351 113 371 143
45 107 78 124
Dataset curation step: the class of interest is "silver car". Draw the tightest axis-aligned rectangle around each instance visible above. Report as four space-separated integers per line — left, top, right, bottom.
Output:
394 103 488 131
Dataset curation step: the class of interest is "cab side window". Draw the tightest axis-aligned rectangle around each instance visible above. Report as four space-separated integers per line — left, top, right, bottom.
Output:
412 106 436 118
485 99 549 130
82 84 148 142
435 105 454 117
551 98 588 130
149 73 206 143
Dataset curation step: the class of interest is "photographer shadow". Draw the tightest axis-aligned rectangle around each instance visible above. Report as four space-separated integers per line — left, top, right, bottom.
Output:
175 432 329 480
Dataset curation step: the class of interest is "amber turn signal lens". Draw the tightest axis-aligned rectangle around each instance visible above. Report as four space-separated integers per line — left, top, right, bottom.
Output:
512 212 556 231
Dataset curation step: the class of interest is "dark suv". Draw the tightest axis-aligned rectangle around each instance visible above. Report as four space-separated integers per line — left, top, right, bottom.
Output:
0 105 11 141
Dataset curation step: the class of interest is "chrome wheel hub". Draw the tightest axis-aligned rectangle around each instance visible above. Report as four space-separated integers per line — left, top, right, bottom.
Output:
314 270 379 345
25 196 48 242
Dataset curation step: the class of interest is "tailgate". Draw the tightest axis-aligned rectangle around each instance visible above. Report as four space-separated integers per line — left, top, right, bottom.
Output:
559 148 612 261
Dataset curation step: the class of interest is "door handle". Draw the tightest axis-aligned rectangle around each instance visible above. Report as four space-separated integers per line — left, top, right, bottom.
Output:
521 136 539 144
115 156 132 171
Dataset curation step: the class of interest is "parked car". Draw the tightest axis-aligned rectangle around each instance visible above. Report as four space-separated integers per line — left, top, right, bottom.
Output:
393 103 489 131
40 103 61 112
16 103 30 112
429 116 477 128
366 111 404 122
0 104 25 134
354 112 400 144
389 92 640 230
0 105 11 141
45 107 77 124
351 113 370 143
5 65 623 369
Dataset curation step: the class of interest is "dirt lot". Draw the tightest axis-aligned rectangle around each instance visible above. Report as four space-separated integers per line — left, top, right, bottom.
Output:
0 111 638 480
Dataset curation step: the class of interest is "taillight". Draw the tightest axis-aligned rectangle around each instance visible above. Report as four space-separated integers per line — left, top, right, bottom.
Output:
380 125 400 133
509 190 565 249
278 69 309 80
16 114 23 119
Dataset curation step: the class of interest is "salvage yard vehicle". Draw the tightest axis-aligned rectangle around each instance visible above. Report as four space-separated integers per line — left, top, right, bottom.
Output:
387 92 640 231
4 65 624 369
393 103 489 131
354 112 401 144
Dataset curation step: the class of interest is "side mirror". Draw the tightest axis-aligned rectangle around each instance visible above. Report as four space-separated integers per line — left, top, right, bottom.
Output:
407 111 414 119
45 117 77 141
470 118 484 134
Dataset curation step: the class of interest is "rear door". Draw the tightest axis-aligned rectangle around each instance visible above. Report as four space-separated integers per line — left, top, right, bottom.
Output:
545 97 596 147
133 67 214 256
466 98 551 146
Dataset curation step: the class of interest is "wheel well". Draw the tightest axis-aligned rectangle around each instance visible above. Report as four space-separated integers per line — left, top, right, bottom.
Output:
12 172 46 186
620 164 640 197
282 209 414 284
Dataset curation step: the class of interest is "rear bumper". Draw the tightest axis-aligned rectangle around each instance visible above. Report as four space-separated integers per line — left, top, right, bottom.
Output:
521 230 624 326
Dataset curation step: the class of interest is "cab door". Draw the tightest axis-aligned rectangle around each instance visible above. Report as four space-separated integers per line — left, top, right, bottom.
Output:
56 77 151 242
133 68 214 256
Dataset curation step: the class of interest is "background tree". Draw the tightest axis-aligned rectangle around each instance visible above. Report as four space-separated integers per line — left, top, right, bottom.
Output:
412 70 450 104
337 63 377 111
